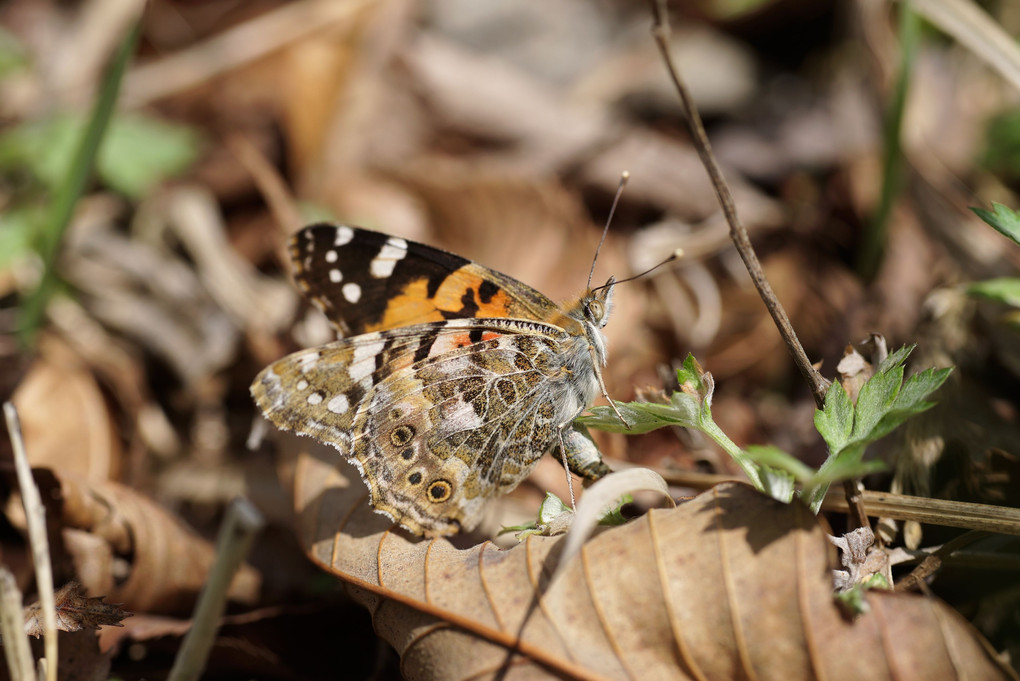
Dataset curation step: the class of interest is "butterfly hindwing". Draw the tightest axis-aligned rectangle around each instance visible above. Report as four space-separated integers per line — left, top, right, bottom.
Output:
350 327 576 535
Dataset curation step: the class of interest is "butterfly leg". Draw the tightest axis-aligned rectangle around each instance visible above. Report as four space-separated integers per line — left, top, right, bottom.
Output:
588 346 630 429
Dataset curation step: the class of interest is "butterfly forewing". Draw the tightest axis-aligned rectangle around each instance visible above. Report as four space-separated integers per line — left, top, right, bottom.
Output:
292 224 562 335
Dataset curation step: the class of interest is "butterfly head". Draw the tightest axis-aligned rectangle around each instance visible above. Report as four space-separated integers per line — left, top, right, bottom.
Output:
583 276 616 329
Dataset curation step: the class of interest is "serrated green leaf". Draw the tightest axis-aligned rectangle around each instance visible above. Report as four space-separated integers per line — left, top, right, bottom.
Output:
814 381 854 453
895 366 952 409
852 365 950 444
967 277 1020 308
971 202 1020 246
875 344 914 374
852 364 903 438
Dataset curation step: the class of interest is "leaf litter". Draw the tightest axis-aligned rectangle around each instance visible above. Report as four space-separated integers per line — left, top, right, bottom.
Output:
0 0 1019 678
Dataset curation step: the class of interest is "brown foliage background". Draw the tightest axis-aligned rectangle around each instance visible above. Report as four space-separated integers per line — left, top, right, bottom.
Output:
0 1 1018 679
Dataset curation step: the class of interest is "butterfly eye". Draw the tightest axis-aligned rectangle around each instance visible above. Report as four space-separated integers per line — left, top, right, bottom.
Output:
588 300 604 319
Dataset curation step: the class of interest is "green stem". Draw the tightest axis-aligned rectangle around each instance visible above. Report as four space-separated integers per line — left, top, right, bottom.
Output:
17 21 141 346
698 415 764 491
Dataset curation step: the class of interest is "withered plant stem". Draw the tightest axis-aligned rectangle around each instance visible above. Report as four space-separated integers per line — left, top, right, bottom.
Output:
3 403 57 681
0 568 34 681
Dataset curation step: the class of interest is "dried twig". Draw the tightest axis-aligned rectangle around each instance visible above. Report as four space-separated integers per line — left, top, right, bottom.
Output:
647 2 829 409
120 0 374 108
893 530 990 592
0 568 34 681
167 498 265 681
3 403 57 681
645 3 878 530
660 469 1020 536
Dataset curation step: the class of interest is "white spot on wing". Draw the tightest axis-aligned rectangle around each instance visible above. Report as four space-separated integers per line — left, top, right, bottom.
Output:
325 249 338 263
370 237 408 278
342 283 362 303
350 338 385 384
296 379 309 391
327 394 349 414
335 226 354 246
298 353 319 374
329 269 342 283
307 392 323 405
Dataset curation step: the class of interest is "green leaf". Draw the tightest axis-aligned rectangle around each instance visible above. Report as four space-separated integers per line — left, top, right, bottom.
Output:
0 112 199 199
814 381 854 454
0 114 84 189
0 204 46 270
98 114 199 199
578 401 692 434
971 202 1020 247
876 344 914 375
806 449 886 492
805 347 948 513
758 467 795 503
598 494 633 526
967 277 1020 308
851 363 904 440
17 22 142 346
852 365 950 445
745 445 816 482
537 493 571 525
676 354 713 409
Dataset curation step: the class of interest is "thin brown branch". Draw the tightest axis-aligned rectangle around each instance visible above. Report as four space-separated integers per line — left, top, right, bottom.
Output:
646 2 873 530
647 1 831 410
893 531 990 592
660 469 1020 536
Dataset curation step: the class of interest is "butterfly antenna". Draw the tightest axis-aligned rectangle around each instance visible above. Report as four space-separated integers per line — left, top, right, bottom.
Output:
588 171 630 288
591 249 684 292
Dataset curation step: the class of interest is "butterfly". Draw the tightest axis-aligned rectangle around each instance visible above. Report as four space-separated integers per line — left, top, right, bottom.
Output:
251 224 619 537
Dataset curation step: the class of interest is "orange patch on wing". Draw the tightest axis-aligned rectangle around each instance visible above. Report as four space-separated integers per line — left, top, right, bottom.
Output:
427 330 505 357
433 269 513 318
367 278 447 332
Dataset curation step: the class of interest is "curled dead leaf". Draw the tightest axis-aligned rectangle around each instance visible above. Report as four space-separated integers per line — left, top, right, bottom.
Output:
23 580 129 637
10 470 261 617
11 336 121 482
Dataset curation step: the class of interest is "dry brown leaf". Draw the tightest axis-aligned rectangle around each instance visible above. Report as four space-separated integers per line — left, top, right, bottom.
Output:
23 580 129 637
283 436 1012 680
11 336 121 482
16 470 261 616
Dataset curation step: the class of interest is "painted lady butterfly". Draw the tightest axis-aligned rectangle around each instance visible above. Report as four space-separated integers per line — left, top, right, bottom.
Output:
251 224 617 537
